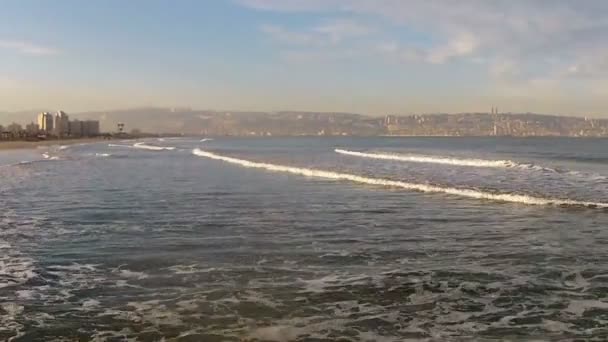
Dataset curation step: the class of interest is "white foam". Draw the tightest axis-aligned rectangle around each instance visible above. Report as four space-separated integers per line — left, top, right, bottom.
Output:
133 142 175 151
95 153 111 157
167 264 218 274
108 143 133 148
193 148 608 208
0 247 38 289
249 325 301 341
118 269 149 279
82 299 101 308
15 290 35 300
336 148 608 181
565 300 608 316
200 138 214 142
335 149 516 168
49 263 98 272
2 303 24 316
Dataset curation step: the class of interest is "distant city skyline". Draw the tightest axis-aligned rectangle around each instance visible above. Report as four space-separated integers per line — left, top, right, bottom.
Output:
2 1 608 117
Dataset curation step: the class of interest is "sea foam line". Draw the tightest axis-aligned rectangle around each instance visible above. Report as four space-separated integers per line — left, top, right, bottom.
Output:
133 142 175 151
193 148 608 208
335 149 515 168
336 148 608 181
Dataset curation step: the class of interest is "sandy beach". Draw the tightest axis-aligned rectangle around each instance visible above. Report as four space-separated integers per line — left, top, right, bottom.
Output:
0 137 110 151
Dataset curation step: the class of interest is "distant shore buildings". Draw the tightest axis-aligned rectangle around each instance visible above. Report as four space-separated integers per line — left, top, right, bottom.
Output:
36 111 100 137
0 111 101 140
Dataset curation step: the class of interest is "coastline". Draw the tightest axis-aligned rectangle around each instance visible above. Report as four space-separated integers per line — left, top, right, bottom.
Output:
0 137 110 151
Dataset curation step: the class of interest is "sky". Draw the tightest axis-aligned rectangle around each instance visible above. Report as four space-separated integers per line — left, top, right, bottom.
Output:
2 0 608 117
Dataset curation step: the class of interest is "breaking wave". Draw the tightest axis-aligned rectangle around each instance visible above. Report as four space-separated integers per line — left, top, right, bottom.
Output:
133 142 175 151
108 143 132 148
193 148 608 208
108 143 175 151
200 138 214 142
335 149 518 168
335 149 608 181
41 153 60 161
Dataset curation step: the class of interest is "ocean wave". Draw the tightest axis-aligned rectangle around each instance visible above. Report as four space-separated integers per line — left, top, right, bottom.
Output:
200 138 214 142
41 153 60 161
133 142 175 151
0 243 38 289
193 148 608 208
108 143 133 148
0 160 35 168
335 148 517 168
336 149 608 181
108 142 175 151
95 153 111 157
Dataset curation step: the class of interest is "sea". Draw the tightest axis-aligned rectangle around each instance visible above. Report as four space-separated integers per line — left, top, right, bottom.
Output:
1 137 607 341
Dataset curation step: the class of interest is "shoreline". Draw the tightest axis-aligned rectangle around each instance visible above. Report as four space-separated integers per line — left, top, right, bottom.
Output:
0 137 110 151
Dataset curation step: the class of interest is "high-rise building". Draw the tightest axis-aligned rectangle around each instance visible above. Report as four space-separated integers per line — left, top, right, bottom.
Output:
37 112 54 133
82 120 100 136
68 119 100 137
54 111 70 137
69 120 83 137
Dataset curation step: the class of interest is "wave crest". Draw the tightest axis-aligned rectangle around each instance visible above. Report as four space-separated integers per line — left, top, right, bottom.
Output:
335 149 515 168
193 148 607 208
133 142 175 151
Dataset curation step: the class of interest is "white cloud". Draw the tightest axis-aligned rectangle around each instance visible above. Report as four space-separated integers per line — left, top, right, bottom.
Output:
0 40 60 56
261 25 316 45
312 19 372 43
244 0 608 80
427 32 478 64
261 18 371 46
279 49 359 63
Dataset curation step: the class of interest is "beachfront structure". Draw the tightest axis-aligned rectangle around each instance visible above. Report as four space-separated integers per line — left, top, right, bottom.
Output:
82 120 100 136
68 120 83 137
37 112 54 133
34 110 101 137
54 111 70 137
68 120 100 137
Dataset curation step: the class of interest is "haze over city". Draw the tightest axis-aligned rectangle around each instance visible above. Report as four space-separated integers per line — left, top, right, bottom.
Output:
3 0 608 117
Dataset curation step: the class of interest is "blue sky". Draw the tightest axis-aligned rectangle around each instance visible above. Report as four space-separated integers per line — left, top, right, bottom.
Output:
1 0 608 116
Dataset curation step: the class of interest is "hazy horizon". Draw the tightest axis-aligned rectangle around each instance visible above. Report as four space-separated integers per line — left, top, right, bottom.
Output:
3 0 608 117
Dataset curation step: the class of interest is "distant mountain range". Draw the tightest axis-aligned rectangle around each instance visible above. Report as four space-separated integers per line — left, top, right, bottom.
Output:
1 108 607 137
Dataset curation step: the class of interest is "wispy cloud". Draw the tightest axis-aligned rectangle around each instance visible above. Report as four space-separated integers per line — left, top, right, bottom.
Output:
261 25 317 45
312 19 372 44
243 0 608 84
261 18 371 47
0 40 60 56
426 32 478 64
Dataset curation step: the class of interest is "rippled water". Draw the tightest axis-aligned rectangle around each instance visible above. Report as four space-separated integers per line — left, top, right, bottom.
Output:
1 137 608 341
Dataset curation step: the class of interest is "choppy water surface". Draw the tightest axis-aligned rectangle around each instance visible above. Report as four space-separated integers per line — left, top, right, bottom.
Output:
1 137 608 341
